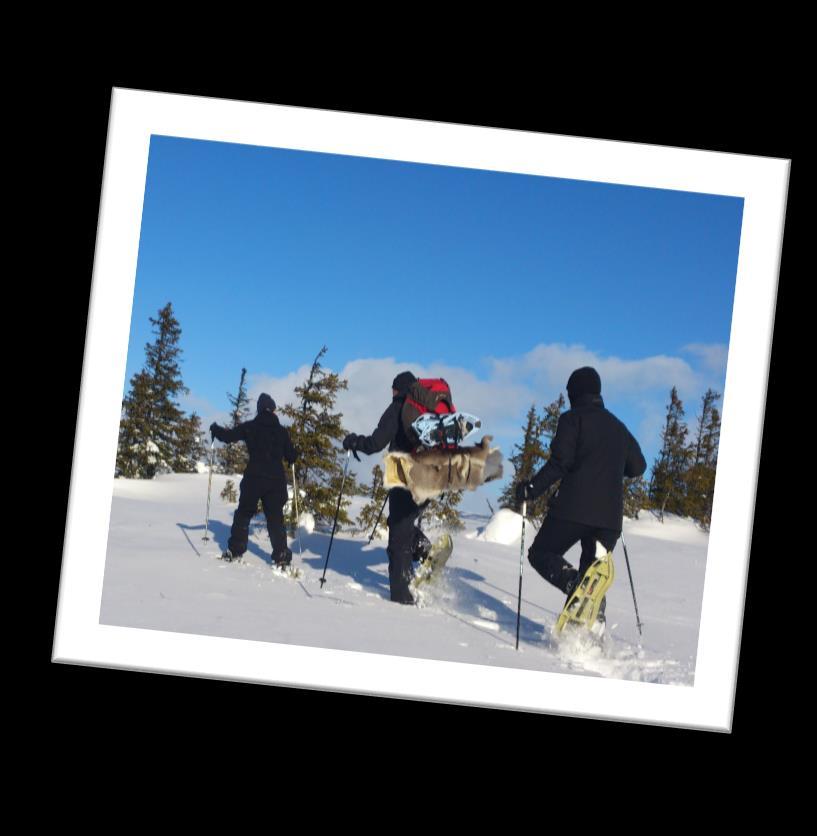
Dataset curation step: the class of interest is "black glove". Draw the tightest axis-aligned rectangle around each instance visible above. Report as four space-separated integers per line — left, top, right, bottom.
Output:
342 433 359 451
209 422 219 441
515 481 535 505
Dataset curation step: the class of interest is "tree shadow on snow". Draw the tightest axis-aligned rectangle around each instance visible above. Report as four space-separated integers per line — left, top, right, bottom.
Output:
177 521 275 566
177 522 216 557
435 564 561 650
300 530 562 645
291 531 392 598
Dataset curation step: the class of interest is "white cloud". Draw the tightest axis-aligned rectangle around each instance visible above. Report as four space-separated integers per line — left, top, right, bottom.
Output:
217 343 724 486
246 344 704 457
252 356 535 446
490 343 700 398
682 343 729 376
179 392 221 443
248 364 314 414
179 392 217 418
636 398 667 459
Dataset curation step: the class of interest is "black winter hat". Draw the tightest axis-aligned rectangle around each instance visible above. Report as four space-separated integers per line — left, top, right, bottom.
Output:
392 371 417 395
566 367 602 400
257 393 276 413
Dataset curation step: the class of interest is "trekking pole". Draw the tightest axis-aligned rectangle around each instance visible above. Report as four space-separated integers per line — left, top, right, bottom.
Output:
515 500 527 650
620 530 644 636
202 435 216 543
292 463 303 558
319 450 351 589
368 493 389 544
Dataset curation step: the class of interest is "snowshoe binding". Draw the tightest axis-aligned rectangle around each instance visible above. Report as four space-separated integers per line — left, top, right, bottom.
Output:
220 549 242 563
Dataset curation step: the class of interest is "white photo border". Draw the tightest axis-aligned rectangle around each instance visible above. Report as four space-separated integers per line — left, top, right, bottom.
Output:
53 88 789 732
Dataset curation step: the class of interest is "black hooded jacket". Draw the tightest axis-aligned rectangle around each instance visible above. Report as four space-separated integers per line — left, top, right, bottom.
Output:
353 373 418 456
212 411 297 482
354 395 416 455
531 393 646 531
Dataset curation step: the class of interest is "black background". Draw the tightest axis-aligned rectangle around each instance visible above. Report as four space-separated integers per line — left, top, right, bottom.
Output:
45 65 795 787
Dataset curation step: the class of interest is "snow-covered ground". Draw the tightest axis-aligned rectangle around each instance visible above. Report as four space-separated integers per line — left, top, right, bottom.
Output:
100 473 708 685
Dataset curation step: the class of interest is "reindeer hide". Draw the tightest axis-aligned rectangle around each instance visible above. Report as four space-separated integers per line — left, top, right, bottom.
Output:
383 436 503 504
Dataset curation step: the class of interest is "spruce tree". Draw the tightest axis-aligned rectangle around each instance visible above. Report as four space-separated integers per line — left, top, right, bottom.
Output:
424 490 465 532
684 389 722 529
175 413 204 473
116 371 155 478
649 387 691 520
499 394 565 523
624 476 649 519
219 367 251 475
693 389 721 469
536 393 566 522
356 465 390 536
499 404 548 512
221 479 238 503
705 404 721 469
279 346 363 527
116 303 201 478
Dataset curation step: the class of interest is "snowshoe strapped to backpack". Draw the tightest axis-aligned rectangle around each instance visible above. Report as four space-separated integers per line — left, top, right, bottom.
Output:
412 412 482 449
401 378 456 450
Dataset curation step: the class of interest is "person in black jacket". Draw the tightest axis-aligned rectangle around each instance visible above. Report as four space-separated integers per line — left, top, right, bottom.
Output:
210 393 298 566
342 371 431 605
516 367 646 619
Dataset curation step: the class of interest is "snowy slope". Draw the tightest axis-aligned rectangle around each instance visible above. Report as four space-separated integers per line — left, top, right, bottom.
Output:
100 473 707 685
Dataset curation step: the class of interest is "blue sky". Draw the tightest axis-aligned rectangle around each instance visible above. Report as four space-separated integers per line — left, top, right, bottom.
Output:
127 135 743 510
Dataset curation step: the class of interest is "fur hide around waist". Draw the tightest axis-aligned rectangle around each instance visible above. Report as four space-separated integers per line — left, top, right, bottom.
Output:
383 436 504 504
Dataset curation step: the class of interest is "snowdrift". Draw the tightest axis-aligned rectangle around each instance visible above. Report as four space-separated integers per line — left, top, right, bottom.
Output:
476 508 538 544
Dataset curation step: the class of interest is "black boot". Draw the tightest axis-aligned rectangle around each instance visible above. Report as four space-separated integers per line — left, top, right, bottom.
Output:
272 548 292 567
411 529 432 563
563 568 581 603
272 547 293 567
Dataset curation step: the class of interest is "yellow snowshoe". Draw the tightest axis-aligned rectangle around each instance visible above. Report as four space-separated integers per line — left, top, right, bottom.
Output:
411 533 454 591
554 542 615 637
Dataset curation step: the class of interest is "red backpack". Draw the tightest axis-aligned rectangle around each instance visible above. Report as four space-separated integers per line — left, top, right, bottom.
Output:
401 378 456 449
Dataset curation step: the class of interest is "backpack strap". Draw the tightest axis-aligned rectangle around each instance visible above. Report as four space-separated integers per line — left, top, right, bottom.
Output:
405 382 446 413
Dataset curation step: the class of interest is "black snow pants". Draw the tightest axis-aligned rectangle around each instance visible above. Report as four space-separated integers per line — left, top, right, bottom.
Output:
386 487 430 604
228 474 289 560
527 516 619 600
